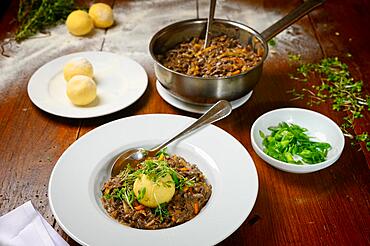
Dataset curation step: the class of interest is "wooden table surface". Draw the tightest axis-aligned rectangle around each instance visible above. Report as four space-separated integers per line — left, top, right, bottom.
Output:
0 0 369 245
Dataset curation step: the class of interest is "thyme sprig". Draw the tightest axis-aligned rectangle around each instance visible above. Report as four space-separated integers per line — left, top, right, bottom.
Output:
287 55 370 151
16 0 76 41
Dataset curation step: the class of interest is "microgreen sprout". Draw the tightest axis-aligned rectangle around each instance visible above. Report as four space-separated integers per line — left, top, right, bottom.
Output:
137 187 146 201
153 203 170 222
287 55 369 151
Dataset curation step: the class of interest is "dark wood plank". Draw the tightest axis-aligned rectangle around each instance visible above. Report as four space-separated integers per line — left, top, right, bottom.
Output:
0 0 106 234
0 89 81 224
307 0 370 164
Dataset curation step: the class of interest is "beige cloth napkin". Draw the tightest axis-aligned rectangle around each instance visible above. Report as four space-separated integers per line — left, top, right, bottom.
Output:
0 201 69 246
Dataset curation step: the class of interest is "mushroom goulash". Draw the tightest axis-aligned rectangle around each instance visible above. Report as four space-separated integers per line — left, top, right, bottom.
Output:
158 35 263 78
101 149 212 229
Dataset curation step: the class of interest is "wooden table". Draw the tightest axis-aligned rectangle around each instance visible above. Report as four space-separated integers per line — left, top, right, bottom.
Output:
0 0 369 245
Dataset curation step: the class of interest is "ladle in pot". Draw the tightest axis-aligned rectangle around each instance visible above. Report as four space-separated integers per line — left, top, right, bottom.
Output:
204 0 217 48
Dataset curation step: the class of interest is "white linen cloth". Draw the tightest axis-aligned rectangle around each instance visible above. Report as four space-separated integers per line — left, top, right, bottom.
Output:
0 201 69 246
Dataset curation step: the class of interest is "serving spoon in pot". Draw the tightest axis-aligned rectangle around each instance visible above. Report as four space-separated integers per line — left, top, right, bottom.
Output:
110 100 232 177
204 0 217 48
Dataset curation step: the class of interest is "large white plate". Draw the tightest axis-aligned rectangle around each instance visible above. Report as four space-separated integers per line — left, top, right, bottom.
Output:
28 51 148 118
49 114 258 246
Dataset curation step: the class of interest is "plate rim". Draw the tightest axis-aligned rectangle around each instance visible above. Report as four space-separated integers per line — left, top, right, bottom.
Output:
49 114 259 245
155 80 253 114
27 51 148 118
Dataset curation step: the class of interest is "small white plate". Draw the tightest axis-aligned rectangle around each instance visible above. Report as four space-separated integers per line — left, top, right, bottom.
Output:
156 80 253 114
49 114 258 246
251 108 345 173
28 51 148 118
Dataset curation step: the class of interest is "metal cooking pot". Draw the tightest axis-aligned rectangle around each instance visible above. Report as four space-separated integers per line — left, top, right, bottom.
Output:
149 0 325 105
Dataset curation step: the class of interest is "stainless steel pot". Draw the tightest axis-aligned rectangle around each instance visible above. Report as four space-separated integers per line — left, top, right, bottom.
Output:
149 0 325 105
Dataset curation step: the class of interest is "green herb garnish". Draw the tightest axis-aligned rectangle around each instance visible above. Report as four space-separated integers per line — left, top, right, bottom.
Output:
287 56 369 151
104 154 194 209
103 193 112 200
111 187 135 209
176 176 195 190
109 164 137 209
288 53 301 62
136 159 177 184
355 133 370 151
260 122 331 164
268 38 277 47
155 147 170 158
153 203 170 222
136 187 146 201
16 0 76 41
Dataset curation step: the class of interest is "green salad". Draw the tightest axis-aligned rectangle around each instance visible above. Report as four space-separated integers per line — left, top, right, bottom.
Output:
259 122 331 164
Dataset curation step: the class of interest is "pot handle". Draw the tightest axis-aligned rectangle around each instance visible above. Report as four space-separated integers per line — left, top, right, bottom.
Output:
261 0 325 41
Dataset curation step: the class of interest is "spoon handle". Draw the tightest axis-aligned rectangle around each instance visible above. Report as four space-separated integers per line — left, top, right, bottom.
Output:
204 0 217 48
260 0 325 41
149 100 232 155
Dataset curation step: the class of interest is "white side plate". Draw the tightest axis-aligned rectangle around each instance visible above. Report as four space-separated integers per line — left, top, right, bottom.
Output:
28 51 148 118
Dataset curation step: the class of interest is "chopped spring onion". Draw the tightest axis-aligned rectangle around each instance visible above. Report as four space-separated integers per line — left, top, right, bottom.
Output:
259 122 331 164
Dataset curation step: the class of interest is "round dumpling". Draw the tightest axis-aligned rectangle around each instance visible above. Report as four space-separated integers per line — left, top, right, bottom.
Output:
66 10 94 36
133 174 175 208
88 3 114 28
66 75 97 106
63 57 94 81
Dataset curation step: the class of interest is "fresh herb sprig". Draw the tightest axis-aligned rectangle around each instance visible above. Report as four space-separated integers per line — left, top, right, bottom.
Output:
153 203 170 222
136 159 176 183
109 165 137 209
136 187 146 201
155 147 170 158
260 122 331 164
16 0 76 41
287 55 370 151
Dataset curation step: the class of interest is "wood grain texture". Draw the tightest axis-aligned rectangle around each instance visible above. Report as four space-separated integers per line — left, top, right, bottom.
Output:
307 0 370 164
0 0 369 246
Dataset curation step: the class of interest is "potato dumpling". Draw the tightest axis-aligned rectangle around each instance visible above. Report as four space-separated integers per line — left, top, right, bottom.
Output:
66 10 94 36
66 75 97 106
63 57 94 81
88 3 114 28
133 174 175 208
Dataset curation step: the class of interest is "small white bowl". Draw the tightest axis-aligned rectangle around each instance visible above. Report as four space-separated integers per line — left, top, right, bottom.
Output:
250 108 345 173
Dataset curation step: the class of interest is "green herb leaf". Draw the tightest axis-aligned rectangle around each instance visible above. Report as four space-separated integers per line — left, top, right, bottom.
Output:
153 203 170 222
155 147 170 157
288 56 369 151
268 38 277 47
16 0 76 41
137 187 146 201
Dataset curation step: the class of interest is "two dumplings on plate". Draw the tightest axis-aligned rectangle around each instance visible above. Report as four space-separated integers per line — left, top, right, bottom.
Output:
64 58 97 106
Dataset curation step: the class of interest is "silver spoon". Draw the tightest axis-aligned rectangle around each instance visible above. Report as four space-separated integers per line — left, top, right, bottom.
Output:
111 100 232 176
204 0 217 48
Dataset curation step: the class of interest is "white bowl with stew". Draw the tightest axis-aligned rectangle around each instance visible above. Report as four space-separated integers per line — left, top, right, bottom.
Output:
250 108 345 173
